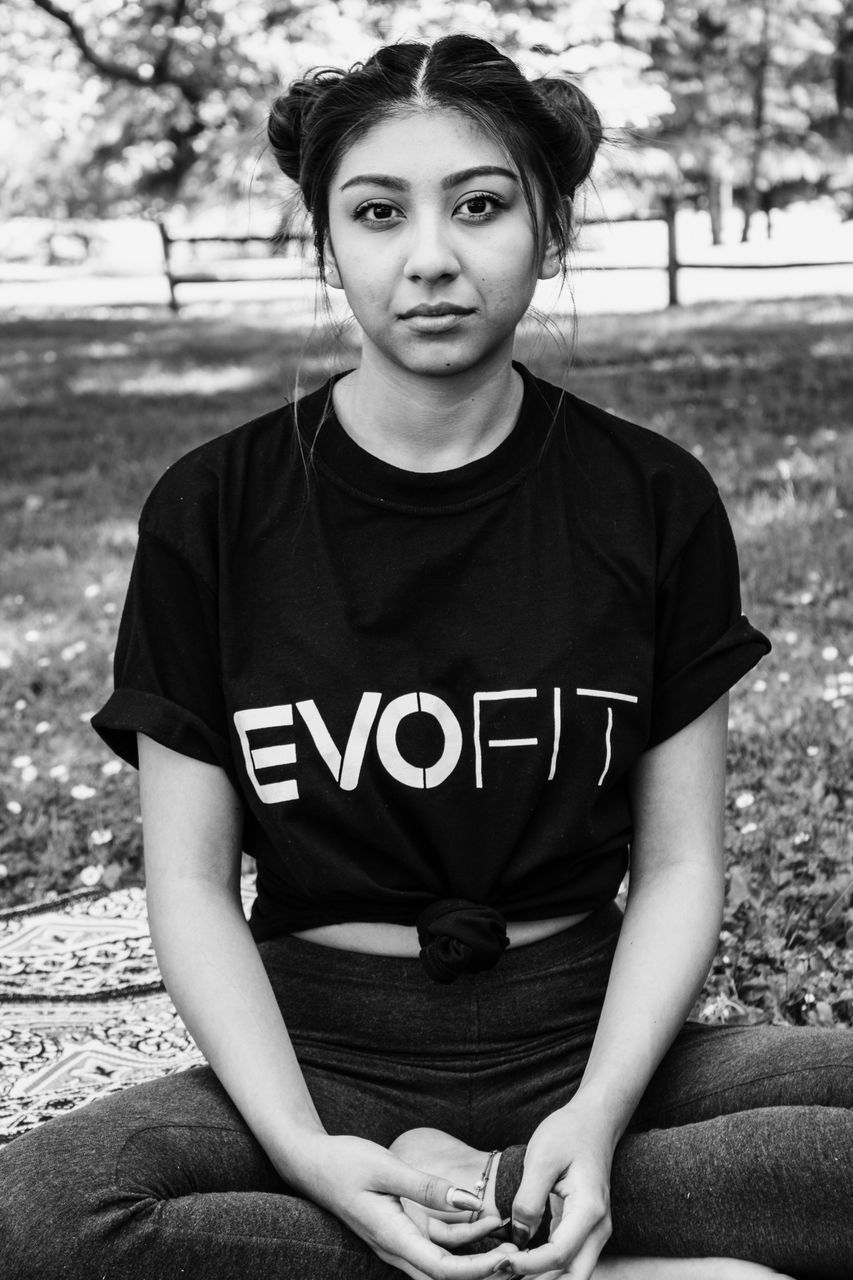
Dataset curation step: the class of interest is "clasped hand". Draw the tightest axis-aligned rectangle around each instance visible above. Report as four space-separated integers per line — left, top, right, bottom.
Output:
505 1101 615 1280
286 1132 515 1280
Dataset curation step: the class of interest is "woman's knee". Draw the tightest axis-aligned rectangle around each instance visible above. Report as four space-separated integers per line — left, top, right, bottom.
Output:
0 1102 127 1276
0 1067 255 1275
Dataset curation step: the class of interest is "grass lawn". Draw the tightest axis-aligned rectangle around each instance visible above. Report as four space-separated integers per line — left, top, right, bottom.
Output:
1 294 852 1026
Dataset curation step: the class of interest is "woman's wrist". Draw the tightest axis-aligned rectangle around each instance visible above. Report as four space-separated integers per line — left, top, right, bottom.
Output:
263 1119 332 1184
554 1087 626 1155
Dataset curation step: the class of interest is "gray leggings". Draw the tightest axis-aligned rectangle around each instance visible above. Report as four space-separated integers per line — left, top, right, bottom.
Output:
1 903 851 1279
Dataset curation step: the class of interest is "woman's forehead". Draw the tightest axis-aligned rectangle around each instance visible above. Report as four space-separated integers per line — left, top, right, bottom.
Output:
333 108 520 189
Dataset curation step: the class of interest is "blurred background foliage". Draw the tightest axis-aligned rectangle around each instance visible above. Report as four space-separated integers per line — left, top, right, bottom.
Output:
2 0 853 238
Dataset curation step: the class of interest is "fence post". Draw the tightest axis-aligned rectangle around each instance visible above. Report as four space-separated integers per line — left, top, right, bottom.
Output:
662 195 680 307
157 221 180 313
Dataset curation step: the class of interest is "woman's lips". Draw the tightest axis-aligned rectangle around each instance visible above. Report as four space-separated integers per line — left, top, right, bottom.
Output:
398 306 475 332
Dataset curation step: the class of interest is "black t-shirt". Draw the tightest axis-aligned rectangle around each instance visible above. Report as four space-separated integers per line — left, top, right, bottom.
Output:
93 362 770 945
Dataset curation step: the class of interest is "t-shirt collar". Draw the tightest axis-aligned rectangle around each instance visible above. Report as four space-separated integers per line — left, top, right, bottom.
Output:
297 361 559 513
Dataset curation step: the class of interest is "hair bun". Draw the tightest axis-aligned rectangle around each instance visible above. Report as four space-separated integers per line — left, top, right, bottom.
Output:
267 71 344 186
533 76 603 192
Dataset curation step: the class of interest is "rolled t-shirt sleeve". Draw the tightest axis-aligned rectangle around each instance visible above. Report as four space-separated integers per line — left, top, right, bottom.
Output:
649 493 770 746
91 529 232 774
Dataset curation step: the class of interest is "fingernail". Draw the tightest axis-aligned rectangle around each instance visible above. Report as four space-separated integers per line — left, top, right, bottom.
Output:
511 1221 530 1250
491 1260 514 1275
447 1186 483 1211
500 1217 512 1228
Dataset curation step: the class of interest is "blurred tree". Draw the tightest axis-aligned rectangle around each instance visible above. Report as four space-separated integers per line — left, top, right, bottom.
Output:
2 0 678 221
1 0 285 218
834 0 853 141
653 0 845 243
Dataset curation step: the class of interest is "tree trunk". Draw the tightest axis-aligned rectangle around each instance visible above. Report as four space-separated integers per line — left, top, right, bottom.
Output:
708 148 732 245
741 0 772 244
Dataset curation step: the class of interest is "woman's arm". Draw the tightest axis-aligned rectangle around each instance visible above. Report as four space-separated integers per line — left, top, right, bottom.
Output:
138 734 513 1280
506 692 730 1278
138 734 326 1149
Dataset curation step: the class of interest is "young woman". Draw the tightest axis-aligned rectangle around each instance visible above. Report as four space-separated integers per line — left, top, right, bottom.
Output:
2 34 851 1280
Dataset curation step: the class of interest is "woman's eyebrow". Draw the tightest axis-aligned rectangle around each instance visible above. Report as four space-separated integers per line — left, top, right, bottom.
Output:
338 166 519 192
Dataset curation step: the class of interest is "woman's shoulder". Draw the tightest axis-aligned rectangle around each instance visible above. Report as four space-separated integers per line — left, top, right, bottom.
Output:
527 367 720 514
138 376 336 546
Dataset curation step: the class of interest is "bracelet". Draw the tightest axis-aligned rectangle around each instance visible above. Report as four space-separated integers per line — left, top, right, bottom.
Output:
469 1148 500 1223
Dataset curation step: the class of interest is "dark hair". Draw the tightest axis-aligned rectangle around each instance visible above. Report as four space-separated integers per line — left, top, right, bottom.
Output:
267 34 603 283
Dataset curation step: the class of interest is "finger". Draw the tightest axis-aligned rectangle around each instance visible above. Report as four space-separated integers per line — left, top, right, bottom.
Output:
557 1225 610 1280
506 1196 608 1275
376 1224 518 1280
509 1156 557 1249
400 1196 471 1227
426 1214 507 1248
384 1153 484 1216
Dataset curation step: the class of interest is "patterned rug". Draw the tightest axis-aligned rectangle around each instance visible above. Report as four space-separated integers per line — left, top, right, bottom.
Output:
0 879 254 1144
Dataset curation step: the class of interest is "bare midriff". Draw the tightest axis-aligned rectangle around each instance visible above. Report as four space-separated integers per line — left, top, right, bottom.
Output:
291 911 593 956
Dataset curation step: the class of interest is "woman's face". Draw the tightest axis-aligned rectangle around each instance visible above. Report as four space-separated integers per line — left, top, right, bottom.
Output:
325 108 559 379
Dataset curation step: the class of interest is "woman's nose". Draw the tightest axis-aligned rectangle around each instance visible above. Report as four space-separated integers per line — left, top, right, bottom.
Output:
403 217 460 282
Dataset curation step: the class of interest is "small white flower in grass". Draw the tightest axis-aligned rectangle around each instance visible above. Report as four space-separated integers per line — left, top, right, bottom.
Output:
793 832 810 846
734 792 755 810
84 584 101 599
35 721 51 735
822 645 839 661
60 641 87 662
21 765 38 783
70 784 96 801
778 672 790 684
49 764 69 780
741 822 758 834
37 657 50 668
12 755 32 769
90 828 113 846
79 865 103 886
753 679 767 693
799 592 814 606
103 602 117 615
24 629 39 643
6 801 22 815
806 745 819 757
14 699 26 712
833 699 845 710
0 864 7 879
101 760 122 776
822 688 837 702
78 711 94 724
0 651 11 670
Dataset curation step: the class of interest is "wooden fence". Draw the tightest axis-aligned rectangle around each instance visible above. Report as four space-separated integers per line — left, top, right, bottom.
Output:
157 222 312 312
158 199 853 312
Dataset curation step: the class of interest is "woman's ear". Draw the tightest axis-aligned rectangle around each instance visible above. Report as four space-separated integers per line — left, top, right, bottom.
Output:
538 237 562 281
538 200 571 280
324 239 343 290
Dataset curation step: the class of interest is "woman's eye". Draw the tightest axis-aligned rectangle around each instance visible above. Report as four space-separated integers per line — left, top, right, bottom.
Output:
457 193 505 220
354 201 401 225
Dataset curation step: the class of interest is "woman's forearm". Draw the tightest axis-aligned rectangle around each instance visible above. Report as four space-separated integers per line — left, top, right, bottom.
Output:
147 875 327 1174
571 855 724 1149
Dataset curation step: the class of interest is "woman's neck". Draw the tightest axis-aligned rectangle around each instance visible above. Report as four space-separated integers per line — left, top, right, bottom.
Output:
331 348 524 474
